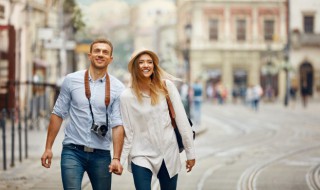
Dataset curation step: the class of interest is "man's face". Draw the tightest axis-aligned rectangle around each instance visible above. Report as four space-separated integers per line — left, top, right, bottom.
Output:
88 43 113 70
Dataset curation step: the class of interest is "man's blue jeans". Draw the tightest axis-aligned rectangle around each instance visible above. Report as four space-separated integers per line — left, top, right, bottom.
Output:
61 144 111 190
131 161 178 190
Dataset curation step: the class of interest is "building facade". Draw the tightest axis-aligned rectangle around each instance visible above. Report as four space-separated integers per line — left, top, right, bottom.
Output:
290 0 320 100
0 0 76 111
177 0 288 101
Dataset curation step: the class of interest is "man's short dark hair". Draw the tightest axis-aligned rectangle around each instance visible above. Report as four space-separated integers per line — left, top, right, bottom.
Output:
90 39 113 55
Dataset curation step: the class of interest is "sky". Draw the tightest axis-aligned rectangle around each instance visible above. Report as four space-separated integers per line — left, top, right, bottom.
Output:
74 0 175 37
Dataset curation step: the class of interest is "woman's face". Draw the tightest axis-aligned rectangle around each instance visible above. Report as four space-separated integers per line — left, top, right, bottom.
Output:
137 53 154 80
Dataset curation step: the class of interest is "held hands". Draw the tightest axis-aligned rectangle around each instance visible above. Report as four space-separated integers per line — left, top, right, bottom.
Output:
109 158 123 175
186 159 195 172
41 149 53 168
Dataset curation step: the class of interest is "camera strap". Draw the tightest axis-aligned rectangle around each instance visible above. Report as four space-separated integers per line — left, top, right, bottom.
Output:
84 69 110 127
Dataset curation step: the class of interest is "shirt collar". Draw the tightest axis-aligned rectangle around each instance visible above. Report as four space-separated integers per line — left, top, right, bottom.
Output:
88 72 107 82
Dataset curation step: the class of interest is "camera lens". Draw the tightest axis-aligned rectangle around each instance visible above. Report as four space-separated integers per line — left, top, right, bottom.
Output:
100 125 108 136
101 125 107 132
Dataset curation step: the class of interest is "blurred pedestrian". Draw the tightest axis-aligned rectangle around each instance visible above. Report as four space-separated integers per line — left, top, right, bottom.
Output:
41 39 125 190
120 48 196 190
192 79 203 126
252 84 263 111
245 84 253 107
289 83 298 108
265 84 274 102
232 86 239 104
301 79 309 108
246 84 263 111
206 83 214 102
215 81 227 104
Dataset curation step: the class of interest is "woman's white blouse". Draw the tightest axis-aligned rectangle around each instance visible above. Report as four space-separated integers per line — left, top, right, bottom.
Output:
120 80 195 178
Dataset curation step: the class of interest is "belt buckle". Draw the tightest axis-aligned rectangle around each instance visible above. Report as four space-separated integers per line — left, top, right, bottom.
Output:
84 146 94 152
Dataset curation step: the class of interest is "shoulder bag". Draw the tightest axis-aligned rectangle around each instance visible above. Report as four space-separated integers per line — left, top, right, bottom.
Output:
164 81 195 153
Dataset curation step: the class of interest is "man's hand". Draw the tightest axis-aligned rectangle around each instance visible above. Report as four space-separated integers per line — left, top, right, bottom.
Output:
41 149 53 168
109 159 123 175
186 159 195 172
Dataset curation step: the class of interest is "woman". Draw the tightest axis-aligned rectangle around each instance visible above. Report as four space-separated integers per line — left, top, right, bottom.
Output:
120 49 196 190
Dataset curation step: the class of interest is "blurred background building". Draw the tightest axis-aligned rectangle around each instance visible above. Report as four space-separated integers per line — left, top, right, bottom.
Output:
0 0 79 119
177 0 288 103
0 0 319 112
290 0 320 101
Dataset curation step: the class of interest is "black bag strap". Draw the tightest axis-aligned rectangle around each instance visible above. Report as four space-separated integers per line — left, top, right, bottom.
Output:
84 69 110 126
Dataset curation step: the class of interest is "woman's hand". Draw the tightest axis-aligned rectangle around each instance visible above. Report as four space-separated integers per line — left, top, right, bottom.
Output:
109 159 123 175
186 159 195 172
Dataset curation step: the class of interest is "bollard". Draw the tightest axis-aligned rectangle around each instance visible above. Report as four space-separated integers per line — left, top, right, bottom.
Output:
24 107 28 159
10 109 15 167
36 94 41 130
1 109 7 170
29 95 34 130
43 84 46 111
18 108 22 162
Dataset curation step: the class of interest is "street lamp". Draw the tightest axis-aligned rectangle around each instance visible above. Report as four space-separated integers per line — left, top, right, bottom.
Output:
183 23 192 117
184 23 192 83
265 46 275 88
283 45 290 106
283 0 291 107
261 45 279 101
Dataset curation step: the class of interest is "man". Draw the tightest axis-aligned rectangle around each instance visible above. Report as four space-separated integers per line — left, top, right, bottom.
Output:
192 79 203 126
41 39 125 190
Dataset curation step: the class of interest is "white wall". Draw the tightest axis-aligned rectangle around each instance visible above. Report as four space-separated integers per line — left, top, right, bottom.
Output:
291 0 320 32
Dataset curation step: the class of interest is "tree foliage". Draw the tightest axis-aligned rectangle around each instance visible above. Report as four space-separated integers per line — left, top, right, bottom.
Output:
63 0 85 33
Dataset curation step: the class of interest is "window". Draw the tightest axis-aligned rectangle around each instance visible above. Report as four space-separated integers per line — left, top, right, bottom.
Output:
0 5 4 19
237 19 246 41
304 15 314 33
264 20 274 41
209 19 218 41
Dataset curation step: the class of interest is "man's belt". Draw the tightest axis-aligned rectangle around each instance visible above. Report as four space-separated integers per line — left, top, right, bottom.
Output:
69 144 106 153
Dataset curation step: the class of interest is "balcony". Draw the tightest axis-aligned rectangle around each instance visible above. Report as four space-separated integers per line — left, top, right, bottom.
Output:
292 32 320 48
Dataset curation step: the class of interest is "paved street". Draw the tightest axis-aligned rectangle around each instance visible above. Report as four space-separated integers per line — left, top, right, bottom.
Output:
187 100 320 190
0 100 320 190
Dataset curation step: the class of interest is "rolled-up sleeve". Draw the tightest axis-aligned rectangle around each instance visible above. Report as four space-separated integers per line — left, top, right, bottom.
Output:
109 85 125 128
52 76 71 119
109 95 122 128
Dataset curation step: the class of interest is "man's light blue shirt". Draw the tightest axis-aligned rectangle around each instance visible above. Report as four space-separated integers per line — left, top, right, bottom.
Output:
52 70 125 150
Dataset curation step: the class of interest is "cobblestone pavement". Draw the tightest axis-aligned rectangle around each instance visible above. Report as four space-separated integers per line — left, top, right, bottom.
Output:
0 100 319 190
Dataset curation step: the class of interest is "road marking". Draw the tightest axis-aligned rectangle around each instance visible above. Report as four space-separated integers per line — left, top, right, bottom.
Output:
197 165 223 190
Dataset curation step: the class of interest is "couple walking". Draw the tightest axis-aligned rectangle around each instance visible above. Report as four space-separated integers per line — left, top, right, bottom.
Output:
40 39 196 190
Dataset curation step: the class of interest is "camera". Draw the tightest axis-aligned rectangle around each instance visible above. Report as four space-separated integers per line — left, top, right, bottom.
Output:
91 123 108 137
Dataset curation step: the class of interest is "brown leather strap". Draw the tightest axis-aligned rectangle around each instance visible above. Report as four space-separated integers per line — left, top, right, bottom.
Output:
84 70 91 99
163 81 177 128
105 73 110 106
84 69 110 106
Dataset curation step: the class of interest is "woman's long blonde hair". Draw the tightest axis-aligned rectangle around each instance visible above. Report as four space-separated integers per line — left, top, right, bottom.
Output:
130 52 179 105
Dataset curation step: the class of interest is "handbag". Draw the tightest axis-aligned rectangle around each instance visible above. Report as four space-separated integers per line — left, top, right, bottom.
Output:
164 82 195 153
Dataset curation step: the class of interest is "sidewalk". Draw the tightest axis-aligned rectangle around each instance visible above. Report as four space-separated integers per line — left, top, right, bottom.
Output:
0 122 137 190
0 123 64 190
1 99 318 189
0 121 205 190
